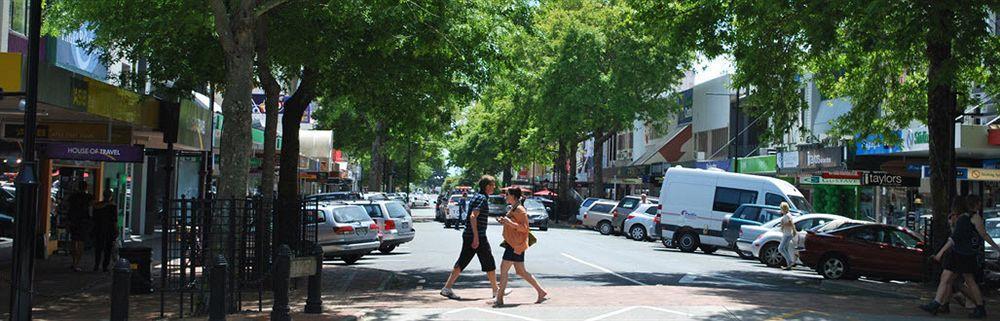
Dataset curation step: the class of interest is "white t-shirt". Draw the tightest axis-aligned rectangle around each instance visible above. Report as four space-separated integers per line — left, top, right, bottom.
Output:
780 213 795 236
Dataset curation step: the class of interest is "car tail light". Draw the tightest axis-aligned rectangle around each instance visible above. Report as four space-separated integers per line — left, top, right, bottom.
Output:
627 214 636 220
385 220 396 230
334 226 355 234
370 223 379 230
653 214 661 225
658 204 662 210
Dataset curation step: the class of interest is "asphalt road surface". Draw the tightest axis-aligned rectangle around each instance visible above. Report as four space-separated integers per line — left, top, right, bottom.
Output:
324 207 949 321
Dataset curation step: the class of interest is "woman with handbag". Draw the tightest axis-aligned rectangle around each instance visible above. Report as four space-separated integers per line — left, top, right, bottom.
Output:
495 188 547 306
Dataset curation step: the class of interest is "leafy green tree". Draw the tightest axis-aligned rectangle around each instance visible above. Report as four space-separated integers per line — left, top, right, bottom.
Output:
633 0 1000 249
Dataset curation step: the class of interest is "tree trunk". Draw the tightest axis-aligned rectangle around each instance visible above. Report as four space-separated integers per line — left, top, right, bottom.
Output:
591 130 607 199
556 140 573 220
568 140 580 221
502 164 513 188
367 120 386 192
925 2 958 254
212 1 256 199
275 68 318 248
255 14 280 200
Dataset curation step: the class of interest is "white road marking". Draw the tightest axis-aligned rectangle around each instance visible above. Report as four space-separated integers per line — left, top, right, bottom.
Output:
442 307 543 321
679 273 773 288
583 306 691 321
561 253 648 286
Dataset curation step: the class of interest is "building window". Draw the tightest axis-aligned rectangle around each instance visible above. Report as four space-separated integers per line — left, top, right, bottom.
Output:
9 0 28 35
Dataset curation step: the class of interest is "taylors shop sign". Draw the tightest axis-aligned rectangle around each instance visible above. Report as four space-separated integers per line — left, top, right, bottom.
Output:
861 171 920 187
45 143 144 163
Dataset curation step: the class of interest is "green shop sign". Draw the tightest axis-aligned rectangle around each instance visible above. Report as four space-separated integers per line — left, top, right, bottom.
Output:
737 155 777 174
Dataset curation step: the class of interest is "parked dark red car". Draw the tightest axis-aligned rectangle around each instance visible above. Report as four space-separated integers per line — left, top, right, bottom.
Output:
800 223 926 281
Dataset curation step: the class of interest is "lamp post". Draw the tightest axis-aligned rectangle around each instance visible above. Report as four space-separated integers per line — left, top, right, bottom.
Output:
9 0 43 319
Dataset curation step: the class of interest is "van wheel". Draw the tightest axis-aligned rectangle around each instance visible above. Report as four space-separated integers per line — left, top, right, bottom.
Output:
700 245 718 254
598 221 613 235
379 245 396 254
342 255 362 265
629 225 647 241
677 232 699 253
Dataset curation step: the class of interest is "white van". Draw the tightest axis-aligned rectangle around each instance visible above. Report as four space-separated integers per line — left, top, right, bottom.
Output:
656 167 812 253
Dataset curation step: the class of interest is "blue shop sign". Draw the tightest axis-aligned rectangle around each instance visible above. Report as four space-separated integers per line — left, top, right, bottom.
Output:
856 133 902 156
696 159 731 171
921 166 969 180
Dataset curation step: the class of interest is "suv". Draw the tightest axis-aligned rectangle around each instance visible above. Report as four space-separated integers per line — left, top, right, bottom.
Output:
721 204 791 250
611 196 659 235
350 200 415 254
582 200 618 234
309 204 381 264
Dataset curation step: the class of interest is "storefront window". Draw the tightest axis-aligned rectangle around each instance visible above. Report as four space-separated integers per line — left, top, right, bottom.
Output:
10 0 28 35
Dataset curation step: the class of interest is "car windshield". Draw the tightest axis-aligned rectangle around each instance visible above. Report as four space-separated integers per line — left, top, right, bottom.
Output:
788 196 813 213
386 201 410 218
524 199 545 210
987 221 1000 238
449 196 462 202
332 206 370 223
581 198 597 208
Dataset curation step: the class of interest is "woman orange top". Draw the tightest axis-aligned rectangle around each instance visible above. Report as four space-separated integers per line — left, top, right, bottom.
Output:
502 205 531 255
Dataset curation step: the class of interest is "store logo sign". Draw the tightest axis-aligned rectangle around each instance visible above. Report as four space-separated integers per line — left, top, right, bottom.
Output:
861 171 904 186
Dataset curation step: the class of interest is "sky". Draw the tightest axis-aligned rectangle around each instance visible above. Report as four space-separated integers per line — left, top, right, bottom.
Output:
693 54 734 85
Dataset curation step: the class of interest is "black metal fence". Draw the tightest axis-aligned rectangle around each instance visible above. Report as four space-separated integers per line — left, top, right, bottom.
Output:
158 196 316 318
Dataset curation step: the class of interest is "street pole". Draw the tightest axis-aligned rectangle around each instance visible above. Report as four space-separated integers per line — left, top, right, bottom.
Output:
406 139 412 195
205 84 216 198
733 87 740 173
9 0 43 319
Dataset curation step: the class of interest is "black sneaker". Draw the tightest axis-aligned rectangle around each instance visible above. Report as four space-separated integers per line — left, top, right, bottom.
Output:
969 305 986 319
939 303 950 314
919 301 941 316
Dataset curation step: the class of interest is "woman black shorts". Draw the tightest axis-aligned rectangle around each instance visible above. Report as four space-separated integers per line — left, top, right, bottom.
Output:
943 251 978 274
501 242 524 262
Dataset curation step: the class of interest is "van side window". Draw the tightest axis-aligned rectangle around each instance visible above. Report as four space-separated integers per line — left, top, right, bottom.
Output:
713 187 759 213
765 193 786 207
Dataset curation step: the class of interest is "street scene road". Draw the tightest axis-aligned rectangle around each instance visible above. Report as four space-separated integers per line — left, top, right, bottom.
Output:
317 206 960 321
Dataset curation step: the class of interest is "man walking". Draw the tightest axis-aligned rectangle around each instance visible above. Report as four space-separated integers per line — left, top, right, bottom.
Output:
441 175 503 300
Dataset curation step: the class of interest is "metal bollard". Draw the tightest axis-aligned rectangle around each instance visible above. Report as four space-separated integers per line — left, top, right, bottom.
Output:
209 255 228 321
111 258 131 321
271 245 292 321
304 244 324 314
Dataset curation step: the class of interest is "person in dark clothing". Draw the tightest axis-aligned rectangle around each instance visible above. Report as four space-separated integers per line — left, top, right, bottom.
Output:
67 181 95 272
921 196 1000 318
440 175 503 300
91 195 118 272
456 192 468 230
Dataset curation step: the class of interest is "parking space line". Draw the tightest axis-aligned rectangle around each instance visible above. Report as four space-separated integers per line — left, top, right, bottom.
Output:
583 306 690 321
561 253 648 286
442 307 543 321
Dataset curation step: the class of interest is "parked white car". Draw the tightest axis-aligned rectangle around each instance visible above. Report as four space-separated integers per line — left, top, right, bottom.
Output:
736 213 846 259
623 203 660 241
657 167 813 254
577 198 606 222
582 200 618 234
350 200 415 254
752 216 859 268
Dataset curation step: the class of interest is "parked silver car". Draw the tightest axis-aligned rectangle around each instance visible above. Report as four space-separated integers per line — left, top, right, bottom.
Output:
309 204 380 264
351 200 415 254
523 198 550 231
488 195 508 216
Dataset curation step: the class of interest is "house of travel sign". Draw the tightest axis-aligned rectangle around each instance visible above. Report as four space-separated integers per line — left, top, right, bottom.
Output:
44 143 144 163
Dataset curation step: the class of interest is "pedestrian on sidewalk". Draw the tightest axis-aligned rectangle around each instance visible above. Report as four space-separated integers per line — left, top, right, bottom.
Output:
440 175 504 300
457 192 469 230
777 202 798 270
91 194 118 272
68 181 95 272
921 196 999 318
494 188 547 307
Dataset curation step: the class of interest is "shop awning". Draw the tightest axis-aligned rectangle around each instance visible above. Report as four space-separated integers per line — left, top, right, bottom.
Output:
631 124 693 166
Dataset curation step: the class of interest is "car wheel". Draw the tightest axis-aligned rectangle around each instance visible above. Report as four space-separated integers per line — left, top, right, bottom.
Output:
379 245 396 254
444 221 451 228
629 225 647 242
819 255 850 280
761 242 785 268
700 245 718 254
598 221 613 235
539 223 549 231
677 232 699 253
342 255 362 265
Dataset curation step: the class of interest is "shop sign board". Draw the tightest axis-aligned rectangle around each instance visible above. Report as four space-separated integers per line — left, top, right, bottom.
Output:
799 175 860 185
737 155 777 174
859 171 919 187
967 168 1000 181
45 143 144 163
855 127 931 156
801 147 842 168
0 53 22 92
3 122 131 144
696 159 731 171
777 151 799 169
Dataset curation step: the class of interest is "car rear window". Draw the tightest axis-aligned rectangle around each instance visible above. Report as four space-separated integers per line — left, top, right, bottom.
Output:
590 203 614 213
358 204 383 219
645 206 658 215
619 198 640 210
303 209 326 224
386 202 410 219
582 198 597 208
331 206 371 223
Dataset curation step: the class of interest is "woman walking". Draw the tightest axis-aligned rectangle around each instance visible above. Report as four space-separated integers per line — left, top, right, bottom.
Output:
777 202 798 270
494 188 547 306
920 196 999 318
